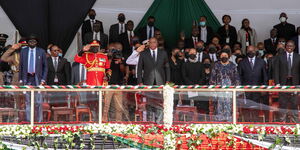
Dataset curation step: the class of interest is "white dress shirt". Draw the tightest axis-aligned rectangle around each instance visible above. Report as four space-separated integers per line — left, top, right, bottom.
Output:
147 25 154 39
248 56 256 67
90 19 95 30
126 48 139 77
150 48 158 62
196 52 203 62
28 47 36 73
287 52 293 67
93 31 101 41
209 53 217 62
127 30 134 43
201 27 207 43
119 23 125 34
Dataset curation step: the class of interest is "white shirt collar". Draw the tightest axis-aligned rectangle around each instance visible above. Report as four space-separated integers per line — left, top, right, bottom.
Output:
248 56 256 61
150 48 158 51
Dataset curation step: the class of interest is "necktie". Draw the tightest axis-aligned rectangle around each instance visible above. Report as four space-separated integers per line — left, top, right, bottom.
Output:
250 58 254 69
54 58 58 72
194 37 197 48
149 27 152 39
120 24 123 34
211 54 214 62
152 50 156 62
288 54 292 76
29 50 35 73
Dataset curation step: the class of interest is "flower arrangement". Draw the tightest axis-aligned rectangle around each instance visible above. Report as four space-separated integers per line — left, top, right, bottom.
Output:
0 124 298 149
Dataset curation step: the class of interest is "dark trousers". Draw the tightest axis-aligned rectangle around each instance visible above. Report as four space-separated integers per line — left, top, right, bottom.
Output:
25 75 43 122
279 77 299 122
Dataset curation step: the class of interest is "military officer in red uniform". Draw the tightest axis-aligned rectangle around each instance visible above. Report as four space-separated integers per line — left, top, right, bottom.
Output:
74 40 111 86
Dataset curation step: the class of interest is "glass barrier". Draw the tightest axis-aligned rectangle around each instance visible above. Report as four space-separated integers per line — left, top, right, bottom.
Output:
236 90 300 124
0 91 29 124
34 91 99 124
102 91 163 124
173 91 234 124
0 87 299 125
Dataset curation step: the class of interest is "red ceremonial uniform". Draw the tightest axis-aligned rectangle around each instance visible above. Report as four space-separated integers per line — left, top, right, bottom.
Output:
74 52 110 86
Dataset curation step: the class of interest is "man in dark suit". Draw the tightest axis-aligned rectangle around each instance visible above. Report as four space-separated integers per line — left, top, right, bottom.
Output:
46 45 71 85
81 9 104 41
137 37 170 85
185 26 200 48
238 46 268 121
118 20 136 59
19 35 48 122
291 27 300 54
198 16 214 44
273 12 296 40
274 40 300 122
195 41 209 63
264 28 278 55
109 13 126 43
83 22 108 49
137 16 159 42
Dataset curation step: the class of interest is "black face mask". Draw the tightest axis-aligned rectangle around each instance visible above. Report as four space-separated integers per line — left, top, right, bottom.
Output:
209 47 217 54
189 54 196 60
148 22 154 27
247 52 255 58
175 53 180 59
203 63 211 68
196 48 203 52
89 15 95 20
118 16 125 22
220 57 228 63
90 47 99 53
0 41 5 47
184 52 189 58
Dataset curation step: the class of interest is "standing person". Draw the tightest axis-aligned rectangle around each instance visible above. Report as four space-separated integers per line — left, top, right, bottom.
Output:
83 22 108 49
185 26 200 48
238 46 268 121
274 40 300 122
169 48 184 85
237 18 257 54
138 16 159 42
291 27 300 54
198 16 214 44
0 33 10 85
19 35 48 122
264 28 278 55
137 37 170 85
82 9 104 41
209 49 240 122
74 40 111 86
109 13 126 43
118 20 136 59
274 12 296 40
47 45 71 85
217 15 237 47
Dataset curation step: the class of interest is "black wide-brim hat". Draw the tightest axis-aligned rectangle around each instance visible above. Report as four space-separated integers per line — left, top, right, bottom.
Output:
27 34 39 42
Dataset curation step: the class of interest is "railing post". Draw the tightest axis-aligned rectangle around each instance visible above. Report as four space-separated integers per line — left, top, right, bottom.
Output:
232 90 237 124
163 85 175 126
30 90 35 126
98 90 103 124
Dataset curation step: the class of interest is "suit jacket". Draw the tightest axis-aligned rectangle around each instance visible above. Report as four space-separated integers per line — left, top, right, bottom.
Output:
274 53 300 85
137 49 170 85
137 26 159 42
291 36 299 54
47 57 71 85
198 26 214 44
71 62 81 85
264 38 278 55
83 32 108 49
109 23 126 43
238 57 268 85
274 22 296 40
237 28 257 54
184 36 200 48
19 47 48 85
118 31 136 59
217 25 237 47
81 19 103 41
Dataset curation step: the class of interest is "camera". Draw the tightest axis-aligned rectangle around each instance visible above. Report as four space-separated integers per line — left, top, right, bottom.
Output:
111 49 123 59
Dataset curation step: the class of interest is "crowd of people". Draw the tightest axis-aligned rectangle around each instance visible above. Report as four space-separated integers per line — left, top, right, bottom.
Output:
0 9 299 123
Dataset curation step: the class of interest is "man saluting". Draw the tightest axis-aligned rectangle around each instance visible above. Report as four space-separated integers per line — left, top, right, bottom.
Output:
74 40 111 86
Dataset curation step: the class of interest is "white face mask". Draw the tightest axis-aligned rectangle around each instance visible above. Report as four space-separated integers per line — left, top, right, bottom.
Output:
280 17 287 23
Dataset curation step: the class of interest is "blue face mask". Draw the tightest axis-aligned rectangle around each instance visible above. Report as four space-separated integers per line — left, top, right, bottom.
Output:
58 53 63 57
199 21 206 26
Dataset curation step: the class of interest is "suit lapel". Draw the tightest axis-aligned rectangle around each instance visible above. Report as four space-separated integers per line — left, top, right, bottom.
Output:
245 58 253 70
